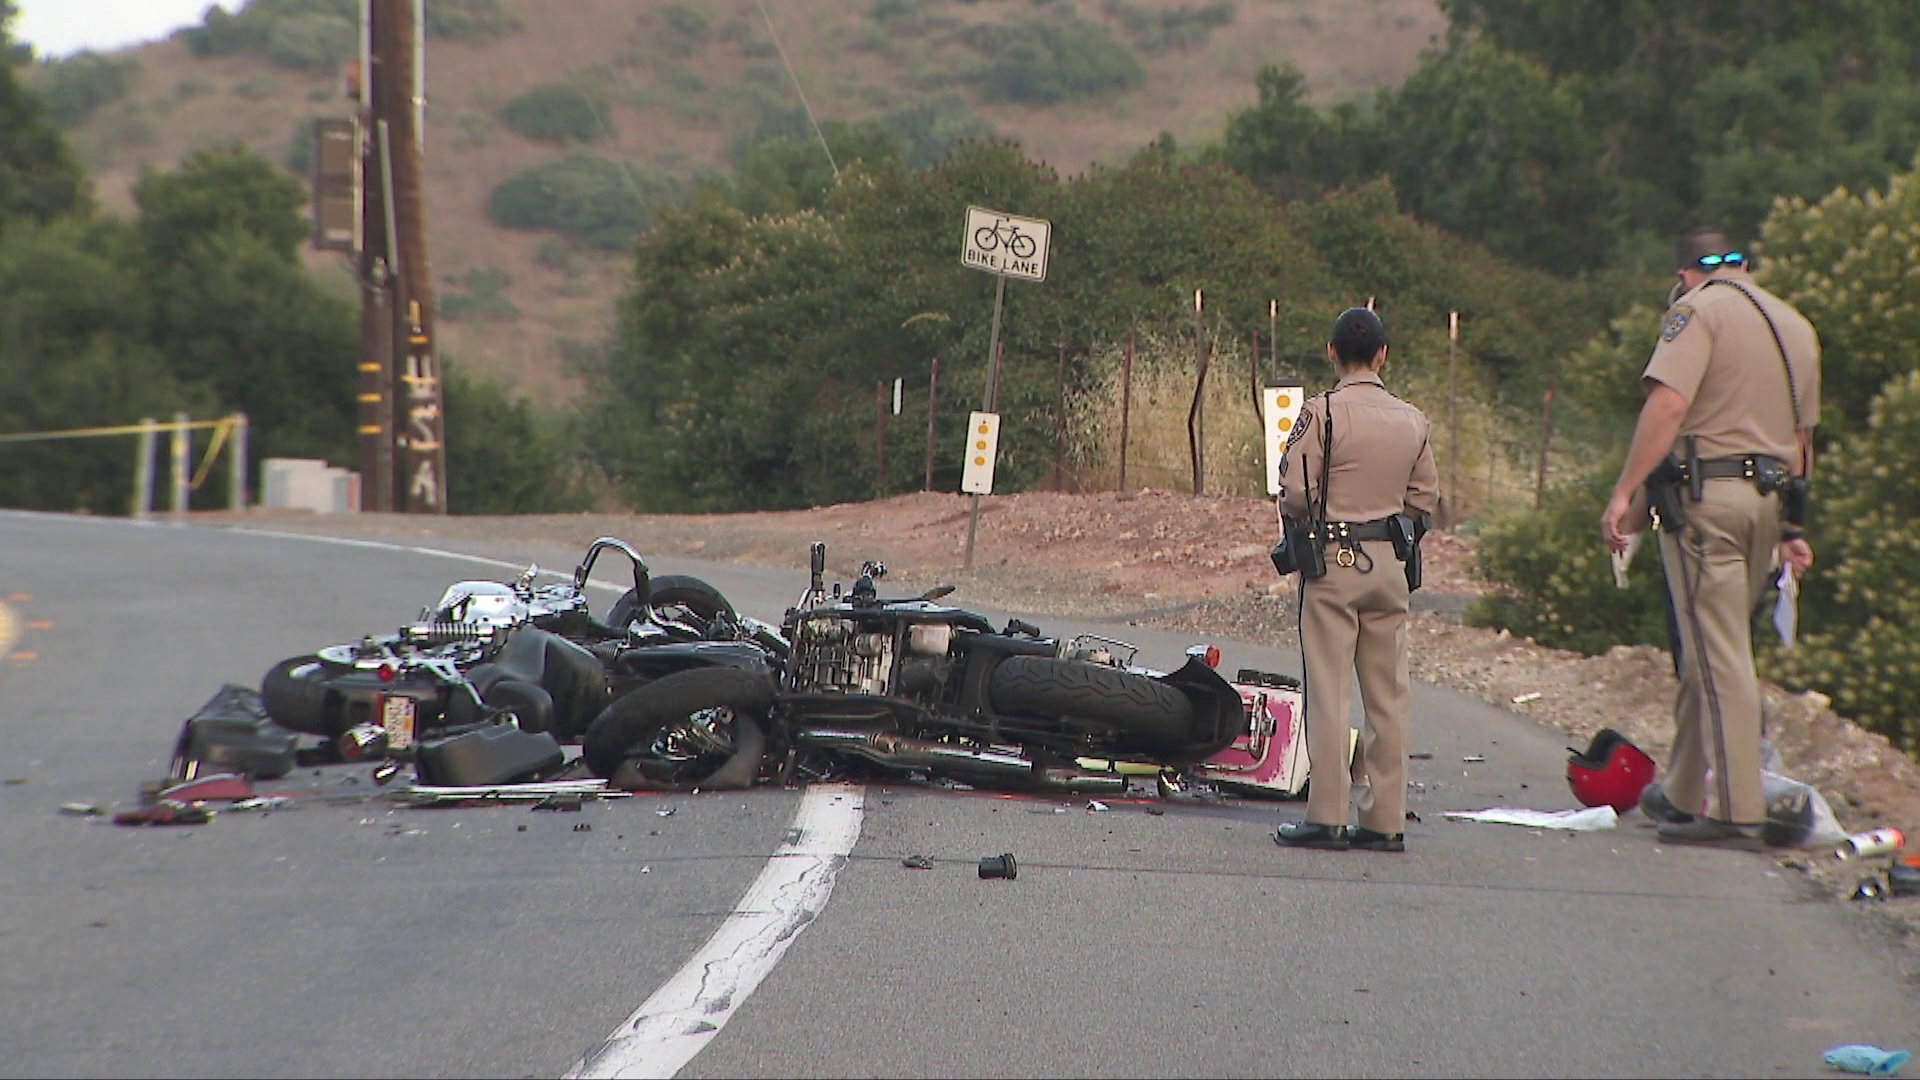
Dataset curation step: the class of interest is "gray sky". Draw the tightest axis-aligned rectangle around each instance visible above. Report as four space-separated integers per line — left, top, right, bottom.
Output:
14 0 242 60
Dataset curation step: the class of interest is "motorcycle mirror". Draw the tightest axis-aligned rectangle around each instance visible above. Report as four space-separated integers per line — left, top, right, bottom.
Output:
918 585 957 602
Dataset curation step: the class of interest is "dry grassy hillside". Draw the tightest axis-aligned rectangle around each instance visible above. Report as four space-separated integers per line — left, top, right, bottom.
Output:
38 0 1444 406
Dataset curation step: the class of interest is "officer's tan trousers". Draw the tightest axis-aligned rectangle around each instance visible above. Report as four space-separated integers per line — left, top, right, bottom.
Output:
1658 479 1778 825
1300 538 1410 833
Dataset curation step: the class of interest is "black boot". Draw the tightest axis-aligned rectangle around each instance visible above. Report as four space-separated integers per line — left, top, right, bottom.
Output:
1350 826 1405 852
1273 822 1349 850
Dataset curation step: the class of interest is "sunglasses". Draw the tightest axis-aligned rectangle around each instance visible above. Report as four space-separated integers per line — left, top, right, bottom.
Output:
1695 252 1745 269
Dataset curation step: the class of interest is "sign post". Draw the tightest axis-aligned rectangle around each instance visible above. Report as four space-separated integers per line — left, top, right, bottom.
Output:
1262 385 1306 497
959 205 1050 570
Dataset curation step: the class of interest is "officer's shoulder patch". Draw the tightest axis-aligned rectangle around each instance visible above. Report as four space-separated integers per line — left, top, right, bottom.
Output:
1660 305 1695 343
1284 403 1315 449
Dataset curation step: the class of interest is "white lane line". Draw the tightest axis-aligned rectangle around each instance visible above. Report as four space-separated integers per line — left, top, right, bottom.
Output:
7 511 861 1074
566 783 866 1080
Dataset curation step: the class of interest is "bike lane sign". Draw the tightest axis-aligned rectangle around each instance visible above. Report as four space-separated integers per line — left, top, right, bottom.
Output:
962 205 1050 282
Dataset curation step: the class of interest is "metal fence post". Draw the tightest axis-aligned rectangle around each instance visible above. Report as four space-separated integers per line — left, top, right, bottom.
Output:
1119 329 1133 492
923 358 939 492
1054 341 1066 491
132 417 156 518
170 412 190 514
1535 371 1557 509
229 413 249 510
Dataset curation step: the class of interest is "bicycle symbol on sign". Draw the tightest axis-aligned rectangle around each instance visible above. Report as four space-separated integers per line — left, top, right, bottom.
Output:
973 216 1038 260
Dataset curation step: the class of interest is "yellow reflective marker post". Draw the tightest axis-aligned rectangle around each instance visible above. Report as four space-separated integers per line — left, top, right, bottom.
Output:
960 411 1000 496
1263 385 1305 496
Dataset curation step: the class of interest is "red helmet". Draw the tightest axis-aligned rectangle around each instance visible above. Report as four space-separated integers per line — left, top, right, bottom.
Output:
1566 728 1656 812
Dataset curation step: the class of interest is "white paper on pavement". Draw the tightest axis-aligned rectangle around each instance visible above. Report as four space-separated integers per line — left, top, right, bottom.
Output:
1443 806 1619 831
1773 564 1798 647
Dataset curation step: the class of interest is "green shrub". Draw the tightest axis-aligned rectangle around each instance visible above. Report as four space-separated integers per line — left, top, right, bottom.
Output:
39 52 138 127
1764 370 1920 751
439 266 519 322
425 0 522 41
501 83 608 144
444 364 589 514
1103 0 1236 53
234 76 283 102
486 153 670 251
283 118 314 177
1464 465 1674 655
263 12 356 71
660 2 710 44
537 237 581 275
968 13 1144 106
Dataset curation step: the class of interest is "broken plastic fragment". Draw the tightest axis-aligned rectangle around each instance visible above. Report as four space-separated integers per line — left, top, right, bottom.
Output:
112 800 211 827
1511 692 1543 705
1087 800 1110 812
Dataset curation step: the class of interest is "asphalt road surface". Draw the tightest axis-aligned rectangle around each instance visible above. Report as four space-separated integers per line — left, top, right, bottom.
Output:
1 510 1915 1079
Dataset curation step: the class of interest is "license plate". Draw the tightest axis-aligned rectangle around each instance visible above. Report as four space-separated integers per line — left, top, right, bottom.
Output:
381 694 417 751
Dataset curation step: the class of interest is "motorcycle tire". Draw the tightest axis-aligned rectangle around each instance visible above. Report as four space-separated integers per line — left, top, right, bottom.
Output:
606 575 737 632
581 665 773 789
987 656 1194 751
259 653 350 737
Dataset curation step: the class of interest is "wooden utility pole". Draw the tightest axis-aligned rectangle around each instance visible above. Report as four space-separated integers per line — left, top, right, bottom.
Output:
364 0 446 513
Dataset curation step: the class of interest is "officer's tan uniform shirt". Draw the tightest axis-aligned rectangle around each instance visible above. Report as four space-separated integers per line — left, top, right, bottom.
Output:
1644 268 1821 464
1279 371 1439 524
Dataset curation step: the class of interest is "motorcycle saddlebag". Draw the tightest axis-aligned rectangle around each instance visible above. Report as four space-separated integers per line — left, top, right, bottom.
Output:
170 684 300 781
413 722 565 787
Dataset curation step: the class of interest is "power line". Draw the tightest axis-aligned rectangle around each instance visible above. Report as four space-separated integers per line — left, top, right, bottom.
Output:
754 0 838 179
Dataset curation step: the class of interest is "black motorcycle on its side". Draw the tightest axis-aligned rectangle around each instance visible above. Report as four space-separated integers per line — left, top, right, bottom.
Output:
257 537 779 757
581 543 1244 792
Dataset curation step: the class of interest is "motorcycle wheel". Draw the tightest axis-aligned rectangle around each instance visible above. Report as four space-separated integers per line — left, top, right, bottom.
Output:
582 666 773 789
606 575 738 632
987 656 1194 750
259 653 351 737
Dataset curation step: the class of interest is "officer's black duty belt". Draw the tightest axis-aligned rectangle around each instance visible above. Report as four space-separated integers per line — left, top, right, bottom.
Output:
1325 518 1397 543
1678 454 1790 482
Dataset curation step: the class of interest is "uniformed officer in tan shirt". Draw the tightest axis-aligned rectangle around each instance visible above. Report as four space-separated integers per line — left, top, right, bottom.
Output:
1274 307 1439 852
1601 228 1820 848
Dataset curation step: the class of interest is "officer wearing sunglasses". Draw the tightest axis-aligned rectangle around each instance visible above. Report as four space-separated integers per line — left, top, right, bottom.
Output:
1599 228 1822 848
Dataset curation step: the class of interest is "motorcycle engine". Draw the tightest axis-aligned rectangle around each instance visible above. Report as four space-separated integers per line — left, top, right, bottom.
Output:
792 617 896 695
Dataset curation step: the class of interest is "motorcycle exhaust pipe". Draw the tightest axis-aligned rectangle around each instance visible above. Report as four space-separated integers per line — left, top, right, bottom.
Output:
1035 767 1128 794
796 728 1037 778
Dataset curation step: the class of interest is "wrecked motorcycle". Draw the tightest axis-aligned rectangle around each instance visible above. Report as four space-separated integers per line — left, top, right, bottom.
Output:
258 537 779 756
580 543 1245 792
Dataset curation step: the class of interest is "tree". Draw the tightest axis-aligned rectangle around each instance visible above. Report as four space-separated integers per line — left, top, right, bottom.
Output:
0 217 216 514
0 19 89 236
1217 64 1378 204
132 144 308 261
1373 42 1607 269
1765 370 1920 751
1748 158 1920 436
443 364 589 514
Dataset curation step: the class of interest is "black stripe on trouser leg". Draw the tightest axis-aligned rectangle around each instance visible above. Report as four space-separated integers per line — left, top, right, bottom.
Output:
1673 524 1734 818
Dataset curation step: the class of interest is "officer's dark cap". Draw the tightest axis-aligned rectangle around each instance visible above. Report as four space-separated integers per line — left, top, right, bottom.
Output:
1330 307 1387 363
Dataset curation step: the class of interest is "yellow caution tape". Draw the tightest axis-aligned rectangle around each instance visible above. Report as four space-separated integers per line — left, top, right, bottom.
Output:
0 418 230 443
